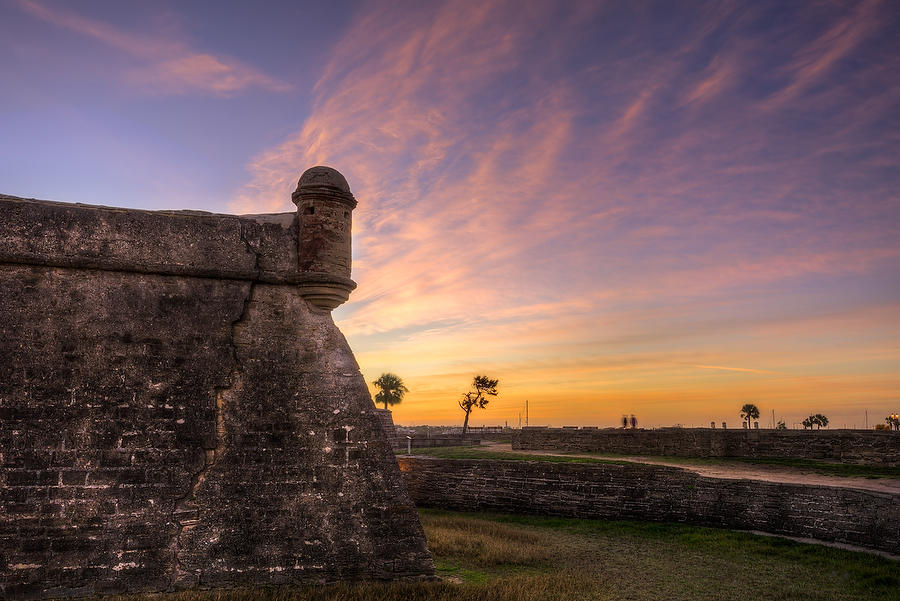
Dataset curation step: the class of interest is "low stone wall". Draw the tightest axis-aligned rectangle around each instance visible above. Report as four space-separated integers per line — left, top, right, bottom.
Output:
514 428 900 466
465 432 513 443
408 437 479 449
397 457 900 555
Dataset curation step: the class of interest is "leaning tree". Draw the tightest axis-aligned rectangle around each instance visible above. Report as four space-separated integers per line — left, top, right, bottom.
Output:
459 375 499 435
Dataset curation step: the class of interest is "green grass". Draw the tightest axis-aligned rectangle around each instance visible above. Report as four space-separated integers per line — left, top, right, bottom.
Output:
420 510 900 600
403 445 900 479
104 510 898 601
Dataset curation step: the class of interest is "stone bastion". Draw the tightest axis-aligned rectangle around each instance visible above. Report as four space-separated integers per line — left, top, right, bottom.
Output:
0 167 434 598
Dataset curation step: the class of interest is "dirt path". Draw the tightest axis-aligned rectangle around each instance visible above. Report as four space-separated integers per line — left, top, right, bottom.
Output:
479 442 900 495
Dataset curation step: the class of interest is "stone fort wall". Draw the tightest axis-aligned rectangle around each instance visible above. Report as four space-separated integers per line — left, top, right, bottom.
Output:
0 171 433 599
514 428 900 466
398 457 899 555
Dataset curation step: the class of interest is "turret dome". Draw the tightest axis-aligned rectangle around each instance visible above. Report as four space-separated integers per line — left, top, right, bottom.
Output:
293 166 356 208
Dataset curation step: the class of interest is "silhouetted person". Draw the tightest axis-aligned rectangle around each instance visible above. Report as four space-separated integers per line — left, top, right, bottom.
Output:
622 415 628 429
630 414 637 429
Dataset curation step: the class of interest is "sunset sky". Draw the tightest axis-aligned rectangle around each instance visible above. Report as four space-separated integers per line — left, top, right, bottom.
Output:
3 0 898 429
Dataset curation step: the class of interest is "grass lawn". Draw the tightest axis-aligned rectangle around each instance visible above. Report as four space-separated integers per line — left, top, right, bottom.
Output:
404 445 900 479
109 510 898 601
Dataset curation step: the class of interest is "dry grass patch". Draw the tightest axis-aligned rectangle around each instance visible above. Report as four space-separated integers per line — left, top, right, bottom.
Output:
420 512 553 567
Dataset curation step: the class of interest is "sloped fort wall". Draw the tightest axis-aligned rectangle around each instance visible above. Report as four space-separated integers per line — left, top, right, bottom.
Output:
0 167 433 599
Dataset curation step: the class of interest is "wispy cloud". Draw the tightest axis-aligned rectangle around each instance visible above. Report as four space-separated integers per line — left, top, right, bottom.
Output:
16 0 291 95
690 364 776 375
231 0 592 338
231 0 900 427
762 0 883 110
681 55 737 107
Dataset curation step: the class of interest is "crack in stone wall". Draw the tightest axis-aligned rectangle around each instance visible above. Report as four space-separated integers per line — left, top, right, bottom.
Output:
169 281 255 589
170 222 262 589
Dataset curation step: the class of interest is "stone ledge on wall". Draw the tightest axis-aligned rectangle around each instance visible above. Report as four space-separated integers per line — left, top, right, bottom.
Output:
0 195 298 283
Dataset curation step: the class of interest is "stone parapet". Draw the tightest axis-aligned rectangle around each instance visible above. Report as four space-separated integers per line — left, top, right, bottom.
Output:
0 195 297 283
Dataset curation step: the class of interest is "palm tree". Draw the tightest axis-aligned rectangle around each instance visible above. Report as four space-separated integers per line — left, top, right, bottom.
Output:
740 403 760 430
372 372 408 411
813 413 829 429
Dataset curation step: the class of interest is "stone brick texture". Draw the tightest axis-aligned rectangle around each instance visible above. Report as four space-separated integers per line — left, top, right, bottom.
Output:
398 457 899 555
0 195 433 598
373 409 399 449
297 196 353 277
515 428 900 466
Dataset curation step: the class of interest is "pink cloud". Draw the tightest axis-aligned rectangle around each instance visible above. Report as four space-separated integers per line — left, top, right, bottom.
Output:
16 0 291 96
762 0 882 109
681 55 737 106
608 88 655 141
232 0 899 332
230 0 900 427
690 364 776 375
125 54 291 96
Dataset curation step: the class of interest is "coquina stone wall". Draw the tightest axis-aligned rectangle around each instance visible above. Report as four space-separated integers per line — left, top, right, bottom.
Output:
373 409 399 449
397 457 899 555
0 169 433 599
514 428 900 466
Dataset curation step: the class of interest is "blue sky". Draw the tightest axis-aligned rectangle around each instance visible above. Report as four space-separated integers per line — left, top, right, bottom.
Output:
2 0 359 208
2 0 899 427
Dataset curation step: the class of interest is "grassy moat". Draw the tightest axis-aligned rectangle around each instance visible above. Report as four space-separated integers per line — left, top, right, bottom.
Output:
113 509 897 601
